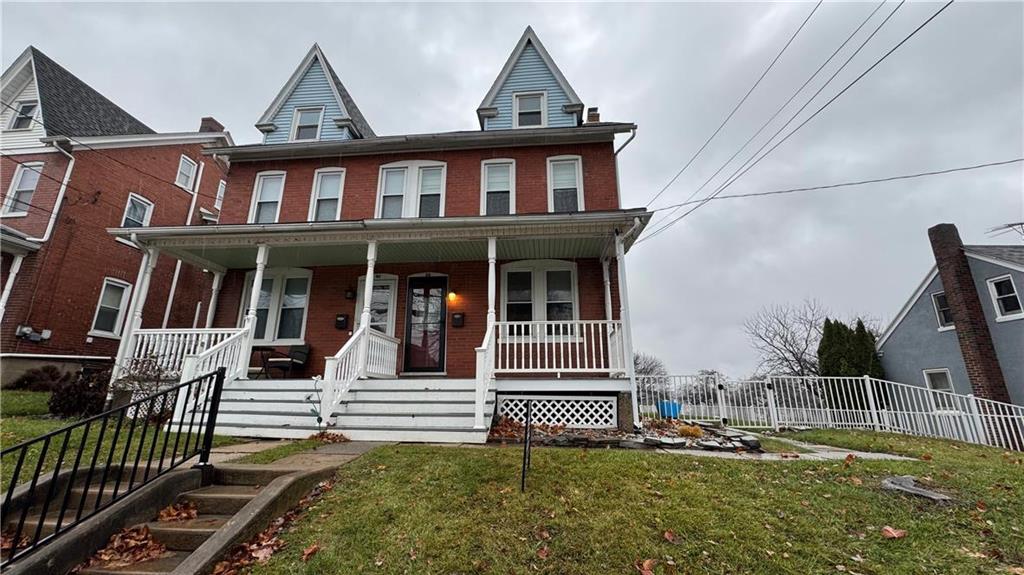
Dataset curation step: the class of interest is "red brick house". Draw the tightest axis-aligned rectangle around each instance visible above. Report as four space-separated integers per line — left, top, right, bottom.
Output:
110 29 651 442
0 47 233 384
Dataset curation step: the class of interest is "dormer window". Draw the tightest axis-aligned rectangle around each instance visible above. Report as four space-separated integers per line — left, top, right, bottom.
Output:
8 101 37 130
513 93 546 128
291 107 324 141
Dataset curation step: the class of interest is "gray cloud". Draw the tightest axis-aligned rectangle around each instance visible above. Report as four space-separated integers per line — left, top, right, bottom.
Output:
4 2 1021 377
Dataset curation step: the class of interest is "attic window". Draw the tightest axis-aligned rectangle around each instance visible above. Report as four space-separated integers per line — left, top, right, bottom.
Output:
8 101 37 130
514 93 545 128
292 107 324 141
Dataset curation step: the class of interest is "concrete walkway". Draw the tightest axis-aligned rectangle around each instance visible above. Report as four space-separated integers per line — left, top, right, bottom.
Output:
660 435 916 461
206 440 289 464
272 440 391 467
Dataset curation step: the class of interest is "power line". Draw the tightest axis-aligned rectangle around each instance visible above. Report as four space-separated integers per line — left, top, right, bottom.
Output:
0 155 113 219
647 0 887 226
644 157 1022 212
642 0 823 209
639 0 955 245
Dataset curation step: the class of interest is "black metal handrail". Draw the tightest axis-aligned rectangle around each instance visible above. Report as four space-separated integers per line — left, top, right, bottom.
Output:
0 367 226 567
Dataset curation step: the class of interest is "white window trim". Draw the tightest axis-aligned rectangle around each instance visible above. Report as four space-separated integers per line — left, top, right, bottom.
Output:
215 180 226 211
922 368 959 413
88 277 132 340
237 267 312 346
374 160 447 218
499 260 580 339
2 161 43 218
115 193 155 249
290 106 325 142
512 91 547 129
247 171 287 224
307 167 345 222
986 274 1024 322
480 159 516 216
546 155 584 213
354 273 399 336
930 291 954 332
6 100 38 131
175 155 198 191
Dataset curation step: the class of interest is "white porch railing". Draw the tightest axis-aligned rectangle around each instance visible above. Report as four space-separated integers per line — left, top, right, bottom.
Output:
492 320 626 375
127 328 242 377
321 327 367 423
637 374 1024 452
474 327 496 428
364 329 400 379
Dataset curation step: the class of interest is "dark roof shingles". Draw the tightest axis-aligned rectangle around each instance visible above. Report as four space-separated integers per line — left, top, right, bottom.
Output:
965 245 1024 268
319 54 375 138
30 47 154 137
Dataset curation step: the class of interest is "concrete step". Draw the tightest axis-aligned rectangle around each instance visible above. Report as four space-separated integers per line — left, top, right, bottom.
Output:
173 411 320 428
341 399 494 414
350 389 487 402
332 413 477 428
339 426 488 443
145 515 231 550
209 424 317 439
349 379 478 391
79 550 191 575
220 389 318 402
178 484 262 515
224 379 316 391
212 465 301 486
218 398 317 415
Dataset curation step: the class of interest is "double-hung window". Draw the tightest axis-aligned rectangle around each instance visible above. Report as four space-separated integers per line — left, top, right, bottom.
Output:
547 156 583 213
375 161 446 218
291 107 324 141
3 162 42 216
7 101 37 130
215 180 226 210
90 278 131 338
931 292 953 330
987 275 1023 321
923 369 956 411
240 268 312 344
121 193 153 228
513 93 545 128
175 156 197 190
481 160 515 215
309 168 345 221
249 172 285 224
501 260 579 336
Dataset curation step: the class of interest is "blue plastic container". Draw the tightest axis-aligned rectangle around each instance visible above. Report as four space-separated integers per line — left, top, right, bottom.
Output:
657 400 682 419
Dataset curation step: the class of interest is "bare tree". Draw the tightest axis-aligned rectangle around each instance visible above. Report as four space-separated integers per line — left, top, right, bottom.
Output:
743 299 828 377
634 352 669 377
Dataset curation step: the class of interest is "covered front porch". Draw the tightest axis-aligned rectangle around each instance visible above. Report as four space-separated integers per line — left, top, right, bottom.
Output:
107 211 648 435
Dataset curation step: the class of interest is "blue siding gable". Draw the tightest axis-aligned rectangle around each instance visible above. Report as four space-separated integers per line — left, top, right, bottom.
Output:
263 58 351 144
484 43 578 131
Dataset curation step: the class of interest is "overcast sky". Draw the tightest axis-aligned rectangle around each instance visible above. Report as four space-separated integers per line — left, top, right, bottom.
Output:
3 2 1022 377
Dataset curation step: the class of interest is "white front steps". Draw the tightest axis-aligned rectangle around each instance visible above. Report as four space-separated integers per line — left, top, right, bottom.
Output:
209 378 494 443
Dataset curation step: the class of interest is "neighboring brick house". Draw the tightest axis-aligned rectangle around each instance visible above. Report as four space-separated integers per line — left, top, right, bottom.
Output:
0 46 233 384
877 223 1024 406
112 28 650 442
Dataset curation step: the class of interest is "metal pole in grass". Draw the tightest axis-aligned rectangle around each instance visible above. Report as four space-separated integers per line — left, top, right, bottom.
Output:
520 400 533 492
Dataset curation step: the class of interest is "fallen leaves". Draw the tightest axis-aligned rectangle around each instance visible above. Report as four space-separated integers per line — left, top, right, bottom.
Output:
635 558 657 575
0 531 28 552
881 526 907 539
488 416 566 441
663 530 681 545
536 545 551 560
308 431 349 444
157 501 197 522
921 452 934 461
81 526 168 568
301 543 320 562
843 453 856 468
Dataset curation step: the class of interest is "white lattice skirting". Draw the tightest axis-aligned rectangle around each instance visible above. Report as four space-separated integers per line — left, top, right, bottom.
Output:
497 395 618 429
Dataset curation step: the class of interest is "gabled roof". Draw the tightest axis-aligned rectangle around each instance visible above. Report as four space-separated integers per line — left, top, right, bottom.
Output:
1 46 154 138
964 245 1024 271
476 26 583 127
255 44 374 139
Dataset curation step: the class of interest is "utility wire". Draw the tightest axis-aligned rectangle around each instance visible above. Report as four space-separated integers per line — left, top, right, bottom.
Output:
639 0 955 245
642 0 823 209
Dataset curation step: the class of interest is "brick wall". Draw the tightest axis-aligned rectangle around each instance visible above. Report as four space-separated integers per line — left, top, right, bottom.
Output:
928 223 1011 402
211 258 618 378
0 142 226 360
218 142 620 224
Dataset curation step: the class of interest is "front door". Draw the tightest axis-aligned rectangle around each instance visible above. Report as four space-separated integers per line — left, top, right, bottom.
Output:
404 276 447 372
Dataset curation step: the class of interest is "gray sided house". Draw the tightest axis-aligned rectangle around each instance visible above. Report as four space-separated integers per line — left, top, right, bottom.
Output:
878 224 1024 406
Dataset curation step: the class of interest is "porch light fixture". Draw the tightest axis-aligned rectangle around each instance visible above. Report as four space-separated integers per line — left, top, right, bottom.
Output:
344 288 356 300
447 291 457 303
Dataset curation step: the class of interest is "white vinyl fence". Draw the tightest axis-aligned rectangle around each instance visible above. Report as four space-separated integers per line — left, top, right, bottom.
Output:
638 374 1024 451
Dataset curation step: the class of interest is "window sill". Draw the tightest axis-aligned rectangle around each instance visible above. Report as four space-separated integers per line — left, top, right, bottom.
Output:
87 330 121 341
2 128 33 133
936 325 955 332
115 237 141 250
174 182 194 193
0 212 29 218
994 313 1024 323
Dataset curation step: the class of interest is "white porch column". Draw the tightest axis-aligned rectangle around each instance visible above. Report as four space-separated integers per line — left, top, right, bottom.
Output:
601 258 613 321
358 241 377 377
0 254 25 321
614 232 640 429
205 271 224 328
486 237 497 326
239 245 270 378
112 247 159 383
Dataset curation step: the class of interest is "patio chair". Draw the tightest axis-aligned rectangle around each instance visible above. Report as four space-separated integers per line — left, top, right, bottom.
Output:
260 345 310 379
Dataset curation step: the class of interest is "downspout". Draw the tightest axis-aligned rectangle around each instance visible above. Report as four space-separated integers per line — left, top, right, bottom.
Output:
26 141 75 242
0 254 25 321
162 160 204 328
612 127 636 212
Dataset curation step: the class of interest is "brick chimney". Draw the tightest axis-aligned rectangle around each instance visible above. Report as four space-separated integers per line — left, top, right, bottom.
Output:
928 223 1011 402
586 107 600 123
199 116 224 133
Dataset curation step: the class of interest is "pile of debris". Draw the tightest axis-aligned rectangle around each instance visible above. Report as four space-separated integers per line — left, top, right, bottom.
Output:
642 419 764 452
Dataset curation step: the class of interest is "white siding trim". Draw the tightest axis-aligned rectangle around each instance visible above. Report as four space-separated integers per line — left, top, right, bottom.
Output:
478 28 583 110
877 266 939 350
986 274 1024 322
546 155 584 213
512 91 547 129
289 105 325 142
174 155 198 191
88 277 132 340
480 158 516 216
374 160 447 218
1 161 43 217
247 171 287 224
929 290 955 331
966 251 1024 274
307 167 345 221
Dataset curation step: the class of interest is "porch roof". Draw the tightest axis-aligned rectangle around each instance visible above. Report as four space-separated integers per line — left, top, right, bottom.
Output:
108 209 651 271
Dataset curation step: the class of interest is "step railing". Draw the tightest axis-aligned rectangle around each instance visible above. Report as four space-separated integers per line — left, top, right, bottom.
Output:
493 320 625 375
364 329 400 379
125 328 246 378
321 327 366 423
637 374 1024 451
0 368 226 567
474 326 496 428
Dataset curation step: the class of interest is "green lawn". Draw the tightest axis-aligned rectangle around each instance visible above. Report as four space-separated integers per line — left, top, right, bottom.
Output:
232 439 322 464
0 390 51 417
250 433 1023 575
